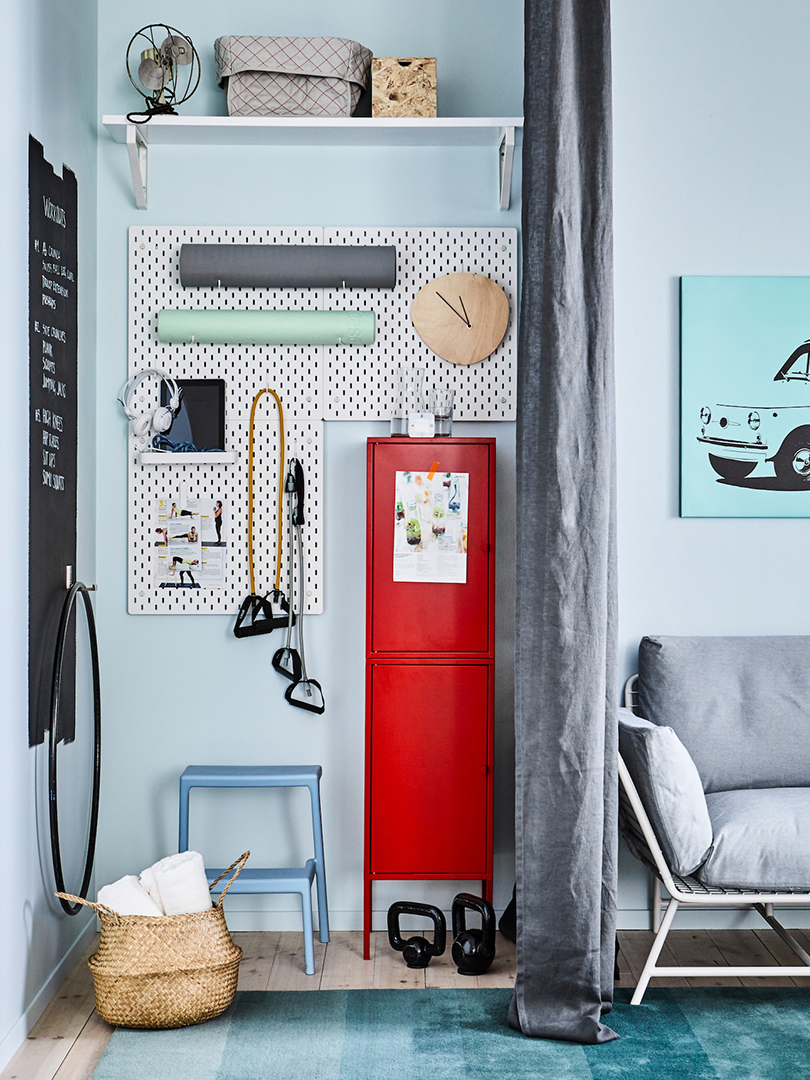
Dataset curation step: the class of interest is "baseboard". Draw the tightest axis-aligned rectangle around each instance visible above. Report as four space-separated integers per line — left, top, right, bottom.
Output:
0 917 97 1073
223 906 507 934
227 904 810 935
616 907 810 931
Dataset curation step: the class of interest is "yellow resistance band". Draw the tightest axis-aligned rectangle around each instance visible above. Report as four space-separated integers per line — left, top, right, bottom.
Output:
247 388 285 596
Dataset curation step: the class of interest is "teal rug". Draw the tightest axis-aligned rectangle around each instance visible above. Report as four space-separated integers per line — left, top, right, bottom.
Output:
90 988 810 1079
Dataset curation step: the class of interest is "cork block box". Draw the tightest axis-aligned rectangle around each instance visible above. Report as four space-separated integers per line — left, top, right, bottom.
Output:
371 57 437 118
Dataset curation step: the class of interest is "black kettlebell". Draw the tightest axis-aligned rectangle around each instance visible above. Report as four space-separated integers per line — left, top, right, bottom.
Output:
387 901 446 968
451 893 496 976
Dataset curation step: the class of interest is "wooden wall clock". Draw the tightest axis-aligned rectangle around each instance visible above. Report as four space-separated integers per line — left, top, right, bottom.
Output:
411 272 510 365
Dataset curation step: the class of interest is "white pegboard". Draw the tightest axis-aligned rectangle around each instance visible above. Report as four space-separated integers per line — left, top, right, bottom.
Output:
322 227 518 420
127 224 516 615
128 420 322 616
129 226 324 421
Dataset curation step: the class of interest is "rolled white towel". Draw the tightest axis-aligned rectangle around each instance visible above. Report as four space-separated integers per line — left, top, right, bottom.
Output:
138 865 163 912
140 851 212 915
97 875 164 917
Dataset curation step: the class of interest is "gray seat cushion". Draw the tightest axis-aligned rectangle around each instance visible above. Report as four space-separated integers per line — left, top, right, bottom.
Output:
618 708 713 876
698 788 810 889
638 635 810 793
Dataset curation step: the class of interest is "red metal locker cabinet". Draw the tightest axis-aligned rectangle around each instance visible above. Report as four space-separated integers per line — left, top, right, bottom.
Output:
364 437 495 958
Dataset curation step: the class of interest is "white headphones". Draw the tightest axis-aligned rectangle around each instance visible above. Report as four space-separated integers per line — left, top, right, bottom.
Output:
120 369 181 439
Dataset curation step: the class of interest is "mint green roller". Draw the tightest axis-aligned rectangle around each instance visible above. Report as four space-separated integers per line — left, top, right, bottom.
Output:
157 309 376 345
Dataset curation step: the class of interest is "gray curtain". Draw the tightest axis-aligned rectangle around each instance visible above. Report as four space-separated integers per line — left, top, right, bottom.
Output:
508 0 618 1044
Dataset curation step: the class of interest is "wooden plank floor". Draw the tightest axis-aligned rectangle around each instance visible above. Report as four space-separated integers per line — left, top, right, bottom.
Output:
2 928 807 1080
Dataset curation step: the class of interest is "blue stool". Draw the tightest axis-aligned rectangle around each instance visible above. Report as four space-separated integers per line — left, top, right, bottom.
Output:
178 765 329 976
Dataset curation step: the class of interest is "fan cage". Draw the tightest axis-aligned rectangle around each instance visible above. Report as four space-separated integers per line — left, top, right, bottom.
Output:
126 24 201 112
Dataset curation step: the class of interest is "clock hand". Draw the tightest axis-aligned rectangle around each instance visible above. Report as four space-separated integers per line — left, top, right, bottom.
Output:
458 295 471 328
435 291 471 327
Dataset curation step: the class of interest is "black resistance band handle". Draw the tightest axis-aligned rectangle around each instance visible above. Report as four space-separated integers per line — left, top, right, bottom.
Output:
49 582 101 916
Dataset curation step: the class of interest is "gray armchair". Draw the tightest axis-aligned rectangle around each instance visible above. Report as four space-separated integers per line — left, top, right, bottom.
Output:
618 635 810 1003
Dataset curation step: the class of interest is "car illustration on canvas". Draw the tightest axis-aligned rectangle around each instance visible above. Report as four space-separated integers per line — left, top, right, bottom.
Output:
697 340 810 488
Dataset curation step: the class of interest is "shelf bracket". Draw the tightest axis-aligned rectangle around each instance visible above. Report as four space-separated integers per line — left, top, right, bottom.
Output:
498 126 516 211
126 124 148 210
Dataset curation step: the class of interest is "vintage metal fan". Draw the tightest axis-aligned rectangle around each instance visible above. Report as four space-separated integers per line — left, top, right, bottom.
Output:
126 24 200 123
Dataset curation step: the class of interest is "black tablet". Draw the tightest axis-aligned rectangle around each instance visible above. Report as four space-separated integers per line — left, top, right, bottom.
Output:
162 378 225 450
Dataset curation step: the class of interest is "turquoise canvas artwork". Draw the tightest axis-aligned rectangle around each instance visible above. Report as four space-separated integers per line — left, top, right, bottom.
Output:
681 276 810 517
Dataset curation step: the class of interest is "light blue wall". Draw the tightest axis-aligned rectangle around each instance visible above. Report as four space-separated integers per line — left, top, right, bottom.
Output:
6 5 807 1049
0 0 98 1068
95 1 523 931
96 0 810 938
613 0 810 927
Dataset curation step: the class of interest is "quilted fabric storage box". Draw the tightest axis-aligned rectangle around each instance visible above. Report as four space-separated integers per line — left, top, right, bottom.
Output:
214 36 372 117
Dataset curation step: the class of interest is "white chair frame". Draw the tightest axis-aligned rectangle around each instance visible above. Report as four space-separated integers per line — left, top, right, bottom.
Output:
620 676 810 1004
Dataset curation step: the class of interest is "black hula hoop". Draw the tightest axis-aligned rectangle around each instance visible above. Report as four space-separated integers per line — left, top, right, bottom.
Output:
49 583 101 916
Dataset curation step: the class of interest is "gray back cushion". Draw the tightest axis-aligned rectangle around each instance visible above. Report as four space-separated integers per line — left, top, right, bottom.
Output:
618 708 713 877
638 635 810 793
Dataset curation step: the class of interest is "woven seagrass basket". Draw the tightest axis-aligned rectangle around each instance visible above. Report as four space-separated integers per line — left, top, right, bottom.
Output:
57 851 248 1030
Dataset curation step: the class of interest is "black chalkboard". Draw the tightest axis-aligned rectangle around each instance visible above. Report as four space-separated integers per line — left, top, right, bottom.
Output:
29 137 78 746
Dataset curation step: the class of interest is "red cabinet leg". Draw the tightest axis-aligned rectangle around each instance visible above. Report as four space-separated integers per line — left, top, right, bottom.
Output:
364 877 372 960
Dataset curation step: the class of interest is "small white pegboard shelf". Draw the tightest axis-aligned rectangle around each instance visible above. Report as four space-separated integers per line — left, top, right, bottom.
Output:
127 224 516 615
135 451 239 464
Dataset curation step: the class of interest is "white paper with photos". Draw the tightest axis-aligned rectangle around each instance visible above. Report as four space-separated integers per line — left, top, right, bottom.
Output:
393 469 468 583
155 496 226 588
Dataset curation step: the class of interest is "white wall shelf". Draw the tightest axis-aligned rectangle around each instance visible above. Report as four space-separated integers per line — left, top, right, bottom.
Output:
101 115 523 212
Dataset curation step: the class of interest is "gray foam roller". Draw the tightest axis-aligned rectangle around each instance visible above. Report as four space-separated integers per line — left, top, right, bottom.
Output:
179 244 397 289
